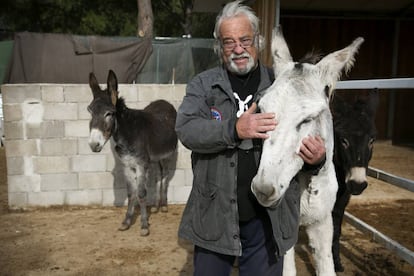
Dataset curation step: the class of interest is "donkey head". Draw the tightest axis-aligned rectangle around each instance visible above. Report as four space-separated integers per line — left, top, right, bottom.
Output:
251 27 364 207
87 70 119 152
332 90 379 195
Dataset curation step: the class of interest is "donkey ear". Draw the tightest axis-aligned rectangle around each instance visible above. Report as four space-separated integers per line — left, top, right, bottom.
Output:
89 72 101 98
317 37 364 88
107 70 118 106
271 26 293 77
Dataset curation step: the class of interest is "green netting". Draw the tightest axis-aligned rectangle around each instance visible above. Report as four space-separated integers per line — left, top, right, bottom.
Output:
0 40 13 85
137 38 219 84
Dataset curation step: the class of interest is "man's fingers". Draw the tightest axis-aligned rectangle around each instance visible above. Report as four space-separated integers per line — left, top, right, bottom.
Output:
246 102 257 114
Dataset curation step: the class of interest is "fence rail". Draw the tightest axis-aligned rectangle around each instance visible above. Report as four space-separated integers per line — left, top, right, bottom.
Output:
344 212 414 266
368 167 414 192
336 77 414 90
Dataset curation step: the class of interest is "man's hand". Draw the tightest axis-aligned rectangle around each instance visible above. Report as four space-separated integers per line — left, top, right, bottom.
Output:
299 136 326 165
235 103 277 140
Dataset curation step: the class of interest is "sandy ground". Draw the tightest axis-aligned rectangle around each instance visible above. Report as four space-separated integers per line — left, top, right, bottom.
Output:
0 140 413 275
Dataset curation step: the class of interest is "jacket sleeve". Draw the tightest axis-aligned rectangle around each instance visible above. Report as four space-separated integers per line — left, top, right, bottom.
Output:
175 75 239 154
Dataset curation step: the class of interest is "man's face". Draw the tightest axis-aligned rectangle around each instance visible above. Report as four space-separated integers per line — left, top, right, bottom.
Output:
219 15 258 75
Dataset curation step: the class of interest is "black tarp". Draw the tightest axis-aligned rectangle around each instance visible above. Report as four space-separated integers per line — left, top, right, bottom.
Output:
4 32 153 84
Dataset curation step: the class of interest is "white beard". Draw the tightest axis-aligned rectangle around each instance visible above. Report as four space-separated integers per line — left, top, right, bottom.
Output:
227 53 256 75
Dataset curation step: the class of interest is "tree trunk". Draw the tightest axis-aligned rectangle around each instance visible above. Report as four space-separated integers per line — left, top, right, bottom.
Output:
137 0 153 38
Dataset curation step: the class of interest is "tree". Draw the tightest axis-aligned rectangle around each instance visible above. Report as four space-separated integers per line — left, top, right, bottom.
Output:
0 0 215 38
137 0 153 38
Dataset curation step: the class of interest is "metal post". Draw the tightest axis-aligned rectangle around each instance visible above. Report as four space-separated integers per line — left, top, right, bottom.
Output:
275 0 280 27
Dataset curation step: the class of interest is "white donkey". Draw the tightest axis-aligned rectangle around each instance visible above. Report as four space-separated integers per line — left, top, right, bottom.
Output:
251 28 364 275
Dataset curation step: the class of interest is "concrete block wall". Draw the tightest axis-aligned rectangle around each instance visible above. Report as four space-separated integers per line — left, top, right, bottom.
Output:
1 83 193 208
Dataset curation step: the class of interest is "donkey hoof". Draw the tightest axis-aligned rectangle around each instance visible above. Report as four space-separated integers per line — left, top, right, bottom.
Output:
150 206 159 213
161 206 168 213
118 223 130 231
140 228 149 236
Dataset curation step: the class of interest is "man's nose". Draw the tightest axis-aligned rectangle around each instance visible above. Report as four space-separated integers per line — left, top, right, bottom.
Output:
233 43 245 54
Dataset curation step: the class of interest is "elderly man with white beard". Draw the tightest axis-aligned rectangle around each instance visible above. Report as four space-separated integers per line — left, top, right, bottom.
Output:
175 1 326 275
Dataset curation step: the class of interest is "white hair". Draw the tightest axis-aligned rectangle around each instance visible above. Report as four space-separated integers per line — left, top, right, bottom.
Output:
213 0 265 57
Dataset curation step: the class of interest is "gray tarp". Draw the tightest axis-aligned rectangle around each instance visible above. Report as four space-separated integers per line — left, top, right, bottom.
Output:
4 32 153 84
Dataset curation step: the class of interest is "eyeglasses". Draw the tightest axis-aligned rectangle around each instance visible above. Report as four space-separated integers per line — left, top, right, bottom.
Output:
221 36 256 52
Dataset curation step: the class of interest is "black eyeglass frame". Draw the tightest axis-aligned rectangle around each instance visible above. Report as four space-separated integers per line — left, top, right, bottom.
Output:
220 33 259 52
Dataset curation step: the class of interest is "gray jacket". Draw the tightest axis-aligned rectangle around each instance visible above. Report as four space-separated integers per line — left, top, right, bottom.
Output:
175 64 301 257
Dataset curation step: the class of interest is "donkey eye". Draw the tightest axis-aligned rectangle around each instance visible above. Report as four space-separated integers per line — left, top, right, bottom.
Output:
341 138 349 148
296 117 312 131
104 111 114 118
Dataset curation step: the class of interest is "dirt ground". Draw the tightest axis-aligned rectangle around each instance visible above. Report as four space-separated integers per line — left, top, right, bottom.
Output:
0 140 413 276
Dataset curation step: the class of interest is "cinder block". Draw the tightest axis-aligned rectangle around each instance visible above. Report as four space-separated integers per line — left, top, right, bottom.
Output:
42 85 64 102
103 188 127 206
172 84 187 101
43 103 78 120
63 85 92 103
8 192 28 208
41 173 78 191
33 156 70 174
79 172 114 189
184 169 194 186
4 139 39 157
26 120 65 139
78 102 91 120
2 85 41 104
169 169 185 187
2 104 23 122
138 85 174 102
65 120 89 138
65 190 103 205
40 138 78 156
168 185 191 204
3 121 24 140
118 84 138 101
71 154 107 172
28 191 65 206
8 174 41 192
6 156 25 175
176 149 192 169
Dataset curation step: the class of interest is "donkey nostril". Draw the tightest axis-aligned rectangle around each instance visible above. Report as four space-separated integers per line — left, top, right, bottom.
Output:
89 142 101 152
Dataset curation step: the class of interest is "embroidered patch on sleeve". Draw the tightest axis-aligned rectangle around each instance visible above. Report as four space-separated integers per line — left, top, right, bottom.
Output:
210 107 222 121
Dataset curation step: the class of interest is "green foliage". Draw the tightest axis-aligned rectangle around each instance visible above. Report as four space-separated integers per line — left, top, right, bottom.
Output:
0 0 216 38
0 0 137 36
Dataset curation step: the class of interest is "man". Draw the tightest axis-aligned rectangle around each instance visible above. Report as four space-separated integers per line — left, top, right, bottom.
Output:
175 1 326 275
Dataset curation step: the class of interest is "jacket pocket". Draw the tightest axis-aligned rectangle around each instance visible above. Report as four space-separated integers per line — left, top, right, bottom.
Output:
191 157 224 241
192 185 224 241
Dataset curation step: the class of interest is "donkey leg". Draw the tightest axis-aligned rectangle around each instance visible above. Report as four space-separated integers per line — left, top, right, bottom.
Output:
282 246 297 276
332 192 350 272
137 166 150 236
119 166 139 231
150 162 162 213
159 159 169 213
306 215 336 276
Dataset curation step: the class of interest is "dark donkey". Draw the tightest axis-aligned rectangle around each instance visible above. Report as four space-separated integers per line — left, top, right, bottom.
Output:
331 90 379 271
87 70 178 236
